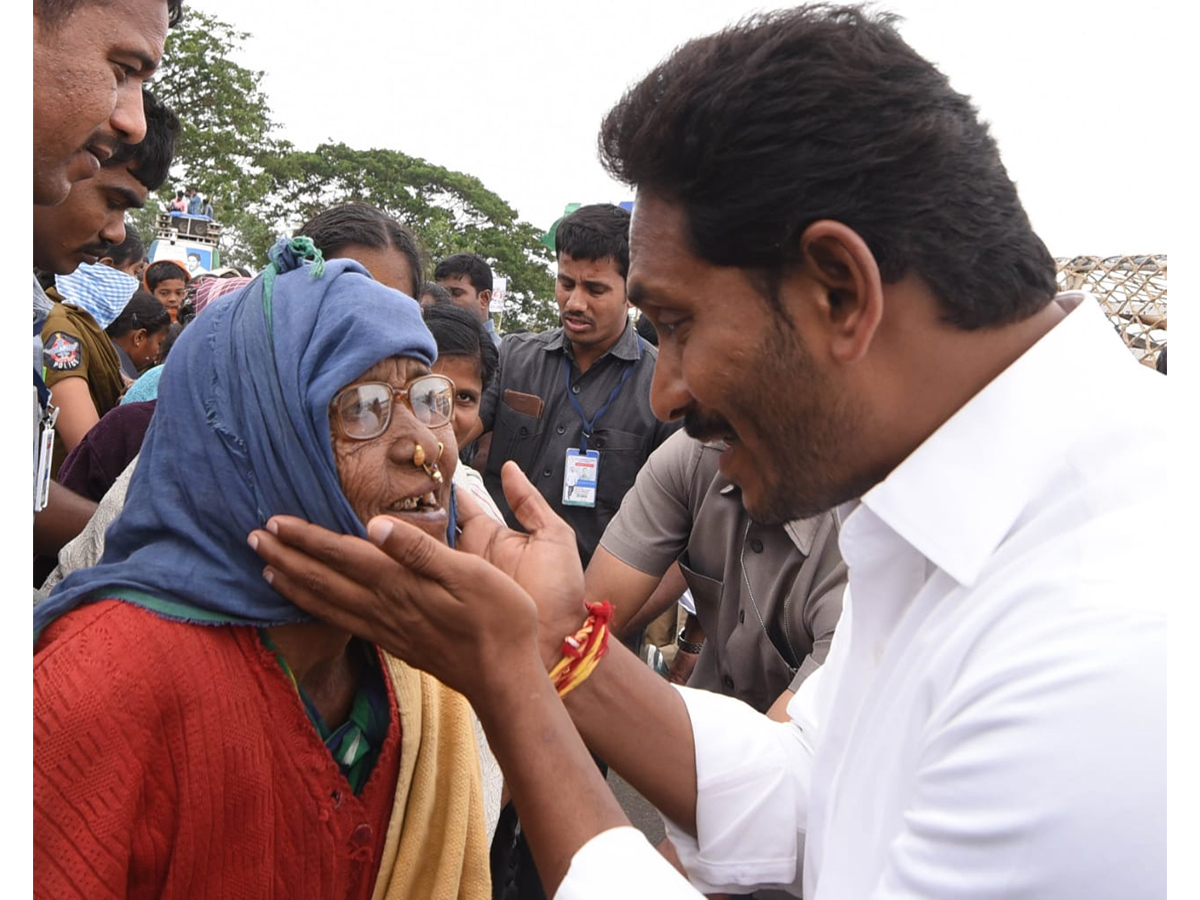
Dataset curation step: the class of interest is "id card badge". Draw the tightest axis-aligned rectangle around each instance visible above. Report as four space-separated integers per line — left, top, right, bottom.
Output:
562 448 599 507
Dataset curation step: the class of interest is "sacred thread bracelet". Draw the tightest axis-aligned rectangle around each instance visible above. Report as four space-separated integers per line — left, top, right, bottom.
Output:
548 601 615 698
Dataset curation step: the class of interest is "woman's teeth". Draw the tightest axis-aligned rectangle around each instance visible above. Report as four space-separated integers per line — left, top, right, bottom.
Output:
396 491 439 511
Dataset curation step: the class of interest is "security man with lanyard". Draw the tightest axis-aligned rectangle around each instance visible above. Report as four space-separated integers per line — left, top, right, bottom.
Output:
478 203 679 569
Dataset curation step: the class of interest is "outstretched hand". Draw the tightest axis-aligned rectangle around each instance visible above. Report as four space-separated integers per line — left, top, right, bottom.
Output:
247 461 587 693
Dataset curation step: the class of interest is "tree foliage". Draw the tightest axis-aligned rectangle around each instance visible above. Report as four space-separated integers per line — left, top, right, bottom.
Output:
130 10 284 265
259 143 558 330
134 10 558 331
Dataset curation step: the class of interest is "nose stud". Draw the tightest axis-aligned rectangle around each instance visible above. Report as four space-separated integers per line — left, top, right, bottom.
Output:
413 441 445 484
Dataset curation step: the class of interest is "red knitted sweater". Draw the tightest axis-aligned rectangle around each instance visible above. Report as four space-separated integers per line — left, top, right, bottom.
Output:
34 600 402 900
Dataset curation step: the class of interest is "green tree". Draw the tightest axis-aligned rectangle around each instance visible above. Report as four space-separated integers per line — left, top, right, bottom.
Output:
131 9 286 268
261 142 558 331
139 11 557 330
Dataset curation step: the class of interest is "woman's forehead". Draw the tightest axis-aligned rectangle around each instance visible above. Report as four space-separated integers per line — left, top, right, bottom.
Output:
349 355 430 384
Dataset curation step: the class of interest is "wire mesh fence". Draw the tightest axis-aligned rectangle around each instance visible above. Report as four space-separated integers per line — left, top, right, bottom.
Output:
1057 255 1166 368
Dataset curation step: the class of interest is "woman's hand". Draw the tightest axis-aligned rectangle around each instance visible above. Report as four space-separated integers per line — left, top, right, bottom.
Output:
247 461 587 691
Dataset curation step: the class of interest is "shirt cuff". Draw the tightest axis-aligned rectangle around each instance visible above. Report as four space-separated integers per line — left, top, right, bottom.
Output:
662 685 811 895
554 826 703 900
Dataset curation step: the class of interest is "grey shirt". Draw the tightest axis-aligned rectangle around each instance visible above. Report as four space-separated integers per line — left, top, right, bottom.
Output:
480 321 679 566
599 429 847 713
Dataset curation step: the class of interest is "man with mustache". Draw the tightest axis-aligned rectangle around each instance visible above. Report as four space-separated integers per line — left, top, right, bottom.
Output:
478 203 679 569
35 89 180 480
251 6 1167 899
33 0 182 560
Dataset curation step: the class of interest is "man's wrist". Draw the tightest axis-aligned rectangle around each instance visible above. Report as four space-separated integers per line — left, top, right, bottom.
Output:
676 627 705 655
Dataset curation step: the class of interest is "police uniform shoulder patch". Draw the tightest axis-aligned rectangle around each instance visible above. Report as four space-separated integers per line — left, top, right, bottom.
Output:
44 331 83 371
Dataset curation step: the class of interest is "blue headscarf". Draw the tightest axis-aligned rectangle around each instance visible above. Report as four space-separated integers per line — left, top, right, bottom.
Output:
37 239 441 636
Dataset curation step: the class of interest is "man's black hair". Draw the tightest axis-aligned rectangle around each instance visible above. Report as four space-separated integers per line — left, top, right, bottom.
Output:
422 302 499 391
106 223 144 269
36 0 184 29
554 204 631 280
635 312 659 347
433 253 494 296
144 259 188 291
297 202 424 299
598 4 1057 330
106 289 170 338
420 281 452 305
108 89 179 191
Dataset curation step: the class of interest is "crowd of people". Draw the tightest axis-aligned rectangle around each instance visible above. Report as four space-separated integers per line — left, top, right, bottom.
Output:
31 1 1167 899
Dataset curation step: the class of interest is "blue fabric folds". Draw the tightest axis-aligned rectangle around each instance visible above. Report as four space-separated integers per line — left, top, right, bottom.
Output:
37 242 438 634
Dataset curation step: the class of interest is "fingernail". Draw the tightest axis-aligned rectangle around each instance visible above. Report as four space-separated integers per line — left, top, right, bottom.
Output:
368 518 394 545
262 567 274 585
247 534 258 551
265 519 279 535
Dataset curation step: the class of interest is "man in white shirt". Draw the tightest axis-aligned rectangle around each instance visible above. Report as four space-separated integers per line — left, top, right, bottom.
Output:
249 6 1167 899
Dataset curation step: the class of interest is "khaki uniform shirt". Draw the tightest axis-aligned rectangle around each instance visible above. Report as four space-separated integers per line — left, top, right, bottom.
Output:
600 429 847 712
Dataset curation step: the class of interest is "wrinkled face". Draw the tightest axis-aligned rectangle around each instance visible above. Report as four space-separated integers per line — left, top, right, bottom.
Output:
628 192 865 523
331 356 457 542
333 244 417 298
32 0 167 205
32 161 148 274
432 354 485 449
555 254 629 356
437 274 489 322
153 278 187 312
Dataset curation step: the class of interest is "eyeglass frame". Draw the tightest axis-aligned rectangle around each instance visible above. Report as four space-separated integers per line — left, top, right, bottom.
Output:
329 373 455 441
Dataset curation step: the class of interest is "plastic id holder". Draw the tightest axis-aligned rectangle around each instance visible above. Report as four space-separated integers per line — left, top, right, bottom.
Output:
562 448 599 507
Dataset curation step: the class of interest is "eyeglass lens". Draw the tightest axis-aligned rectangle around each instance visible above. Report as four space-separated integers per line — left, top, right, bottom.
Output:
335 376 453 439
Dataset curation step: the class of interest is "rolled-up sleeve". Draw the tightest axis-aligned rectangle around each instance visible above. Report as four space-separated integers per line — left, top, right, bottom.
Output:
554 826 703 900
661 684 814 895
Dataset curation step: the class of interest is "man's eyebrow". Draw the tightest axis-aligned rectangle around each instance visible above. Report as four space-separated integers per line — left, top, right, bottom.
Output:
627 282 647 306
127 51 160 77
111 187 146 210
582 280 610 292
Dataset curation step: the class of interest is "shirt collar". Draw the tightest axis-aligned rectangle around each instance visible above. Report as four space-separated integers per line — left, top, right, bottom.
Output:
32 272 53 325
855 292 1135 587
717 479 822 555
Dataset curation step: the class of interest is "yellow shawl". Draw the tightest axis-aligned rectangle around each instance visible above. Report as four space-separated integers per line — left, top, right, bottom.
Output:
371 654 492 900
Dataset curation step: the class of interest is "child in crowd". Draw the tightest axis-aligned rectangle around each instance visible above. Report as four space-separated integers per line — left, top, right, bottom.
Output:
106 290 172 380
143 260 190 322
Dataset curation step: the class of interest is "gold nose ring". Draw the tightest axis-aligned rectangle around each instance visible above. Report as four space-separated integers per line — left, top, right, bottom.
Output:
413 441 445 484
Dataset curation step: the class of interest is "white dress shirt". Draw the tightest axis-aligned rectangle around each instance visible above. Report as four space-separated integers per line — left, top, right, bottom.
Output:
557 293 1167 899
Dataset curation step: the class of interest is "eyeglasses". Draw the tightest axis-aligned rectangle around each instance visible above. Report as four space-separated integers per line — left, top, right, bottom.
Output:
330 374 455 440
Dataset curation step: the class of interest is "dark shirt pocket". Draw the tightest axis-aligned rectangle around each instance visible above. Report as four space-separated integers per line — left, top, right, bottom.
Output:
490 399 546 478
591 428 648 512
677 561 724 627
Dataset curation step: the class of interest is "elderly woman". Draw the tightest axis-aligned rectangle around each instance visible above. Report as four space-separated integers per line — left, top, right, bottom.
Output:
34 240 491 899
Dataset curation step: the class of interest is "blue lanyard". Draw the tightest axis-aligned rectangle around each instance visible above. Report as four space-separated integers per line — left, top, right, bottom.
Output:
562 334 643 453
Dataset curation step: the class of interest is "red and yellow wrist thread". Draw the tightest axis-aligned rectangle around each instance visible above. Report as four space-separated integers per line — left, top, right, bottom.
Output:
548 601 614 698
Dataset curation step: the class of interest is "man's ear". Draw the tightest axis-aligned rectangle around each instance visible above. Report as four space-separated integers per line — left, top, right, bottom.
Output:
478 289 492 315
98 256 116 268
798 220 884 364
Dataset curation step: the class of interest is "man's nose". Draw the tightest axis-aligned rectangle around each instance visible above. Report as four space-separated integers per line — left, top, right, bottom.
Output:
564 288 587 312
99 212 128 247
110 81 147 145
648 338 691 423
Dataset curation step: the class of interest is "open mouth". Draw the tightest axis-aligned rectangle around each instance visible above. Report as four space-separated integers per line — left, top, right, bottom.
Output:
392 491 440 513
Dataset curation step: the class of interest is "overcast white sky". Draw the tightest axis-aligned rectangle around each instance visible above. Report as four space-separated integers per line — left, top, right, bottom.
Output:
197 0 1189 259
